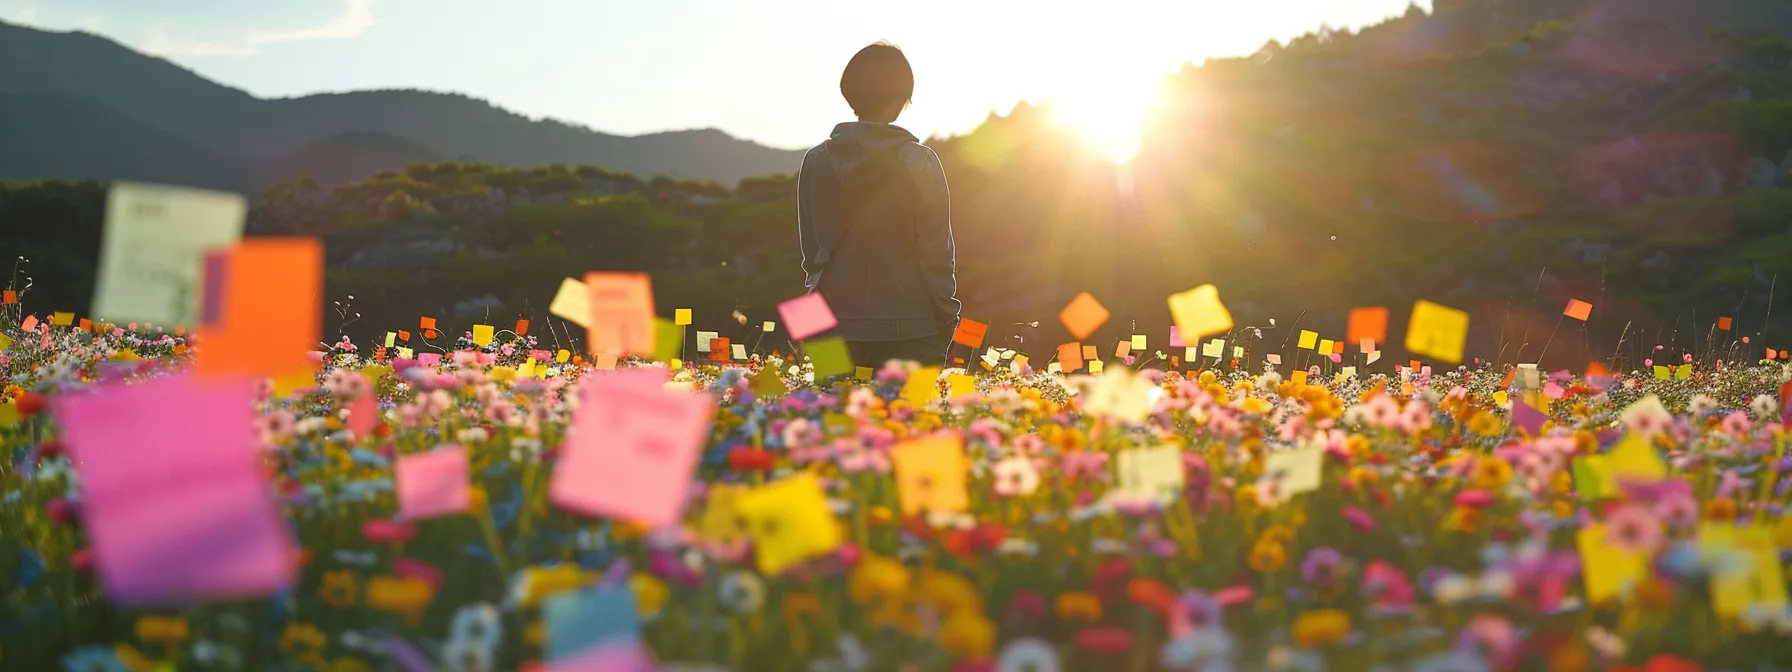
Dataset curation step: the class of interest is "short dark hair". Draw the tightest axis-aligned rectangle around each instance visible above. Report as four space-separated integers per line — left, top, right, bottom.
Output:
840 42 913 119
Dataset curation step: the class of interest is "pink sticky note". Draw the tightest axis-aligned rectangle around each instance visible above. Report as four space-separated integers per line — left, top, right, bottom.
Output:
52 376 296 605
550 376 713 527
21 315 37 332
418 352 442 368
549 639 656 672
777 293 838 340
396 445 470 520
1169 326 1184 348
1266 354 1282 365
1543 382 1566 400
347 375 377 439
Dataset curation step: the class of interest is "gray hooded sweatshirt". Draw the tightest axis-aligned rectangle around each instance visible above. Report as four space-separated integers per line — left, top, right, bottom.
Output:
797 122 961 342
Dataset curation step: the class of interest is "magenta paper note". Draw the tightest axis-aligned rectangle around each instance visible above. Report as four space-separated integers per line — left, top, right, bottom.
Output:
347 375 378 439
396 445 470 520
548 639 657 672
777 293 838 340
52 375 296 605
550 376 713 527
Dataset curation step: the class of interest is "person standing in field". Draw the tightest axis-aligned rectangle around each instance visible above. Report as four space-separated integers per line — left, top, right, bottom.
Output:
797 41 961 369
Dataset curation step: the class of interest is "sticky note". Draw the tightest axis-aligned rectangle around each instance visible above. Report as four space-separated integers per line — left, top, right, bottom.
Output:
420 316 436 330
549 376 713 527
1082 344 1098 360
346 374 378 439
675 308 692 326
1131 334 1148 350
1512 399 1547 436
763 321 775 333
778 293 838 340
396 445 470 520
1675 364 1691 380
903 367 942 407
1317 339 1333 356
1654 366 1669 380
1088 361 1103 373
1184 346 1198 362
397 330 410 342
0 332 10 351
653 318 683 362
1366 351 1382 364
1718 316 1733 331
946 373 975 398
1167 284 1233 341
556 349 571 364
20 315 37 332
735 473 842 575
1266 354 1282 365
1169 326 1185 347
384 332 396 348
1262 443 1324 497
472 324 494 347
0 289 13 304
1340 366 1356 379
1116 445 1185 501
1060 292 1110 340
1571 456 1610 499
1202 339 1225 358
893 434 970 515
585 272 656 357
751 369 788 396
51 312 74 326
515 319 530 336
544 583 644 663
1083 366 1155 424
196 238 322 381
1564 299 1592 321
805 337 853 378
1115 340 1132 358
548 278 591 328
1405 300 1469 364
1298 331 1318 349
954 319 988 348
1290 370 1308 386
698 484 751 545
1057 342 1084 373
854 366 874 381
707 338 732 362
399 347 415 359
1578 524 1647 604
696 331 719 353
1347 307 1389 347
1699 524 1788 618
731 343 747 360
52 375 296 605
1234 346 1245 359
1600 434 1666 485
91 182 247 327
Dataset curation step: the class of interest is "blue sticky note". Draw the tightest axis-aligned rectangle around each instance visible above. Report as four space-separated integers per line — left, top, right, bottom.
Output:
545 583 641 661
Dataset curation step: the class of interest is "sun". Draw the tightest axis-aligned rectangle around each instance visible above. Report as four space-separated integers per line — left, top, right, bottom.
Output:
1049 76 1159 163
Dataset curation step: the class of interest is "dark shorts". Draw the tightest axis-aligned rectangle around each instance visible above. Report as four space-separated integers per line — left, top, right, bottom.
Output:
847 334 951 369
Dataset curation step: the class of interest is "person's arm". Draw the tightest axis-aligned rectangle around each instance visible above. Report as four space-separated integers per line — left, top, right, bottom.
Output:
916 147 962 331
796 148 825 292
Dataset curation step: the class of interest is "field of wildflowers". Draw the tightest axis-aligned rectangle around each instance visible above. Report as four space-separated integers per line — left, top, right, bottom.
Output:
3 314 1792 672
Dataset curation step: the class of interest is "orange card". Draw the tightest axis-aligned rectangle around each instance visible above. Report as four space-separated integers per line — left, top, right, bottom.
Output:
1058 342 1083 373
1346 307 1388 348
1 289 14 304
398 330 411 342
515 319 530 336
1563 299 1592 321
1059 292 1109 341
708 337 731 362
197 238 322 379
420 316 436 330
953 319 988 348
585 272 656 357
1717 316 1733 331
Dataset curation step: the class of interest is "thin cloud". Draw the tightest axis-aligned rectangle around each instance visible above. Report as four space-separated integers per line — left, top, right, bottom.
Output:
244 0 375 45
142 24 258 58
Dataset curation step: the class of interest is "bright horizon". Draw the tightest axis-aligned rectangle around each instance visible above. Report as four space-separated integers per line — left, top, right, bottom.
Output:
0 0 1431 151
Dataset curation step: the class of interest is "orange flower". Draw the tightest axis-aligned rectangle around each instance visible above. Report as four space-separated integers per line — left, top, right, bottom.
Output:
1125 578 1176 614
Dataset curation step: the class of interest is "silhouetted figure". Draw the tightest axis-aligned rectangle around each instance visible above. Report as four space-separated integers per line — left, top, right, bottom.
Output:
798 42 961 369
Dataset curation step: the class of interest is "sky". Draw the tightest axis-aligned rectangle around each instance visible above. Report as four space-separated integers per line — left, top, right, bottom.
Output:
0 0 1431 150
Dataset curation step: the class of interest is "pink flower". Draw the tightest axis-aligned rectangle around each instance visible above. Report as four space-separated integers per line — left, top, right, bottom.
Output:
1011 433 1046 456
1653 492 1699 527
1603 503 1663 554
1721 411 1753 437
1359 395 1402 428
362 519 417 545
1342 506 1376 532
1363 560 1415 612
1454 489 1495 509
1396 401 1433 434
1062 451 1110 482
393 557 443 590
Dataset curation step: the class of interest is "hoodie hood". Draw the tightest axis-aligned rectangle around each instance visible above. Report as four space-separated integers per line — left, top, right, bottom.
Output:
825 122 919 189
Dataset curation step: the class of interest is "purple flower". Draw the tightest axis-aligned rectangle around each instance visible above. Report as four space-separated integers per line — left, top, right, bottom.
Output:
1300 547 1344 588
1342 506 1376 532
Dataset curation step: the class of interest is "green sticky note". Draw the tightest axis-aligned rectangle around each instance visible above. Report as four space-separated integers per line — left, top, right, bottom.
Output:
806 337 853 378
654 318 684 362
752 369 788 396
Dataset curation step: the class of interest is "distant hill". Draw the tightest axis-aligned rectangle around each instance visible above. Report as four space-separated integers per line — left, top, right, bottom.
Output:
0 20 804 187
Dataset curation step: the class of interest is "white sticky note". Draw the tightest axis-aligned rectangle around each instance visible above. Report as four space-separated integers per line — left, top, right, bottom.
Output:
731 343 747 360
1116 445 1185 501
92 182 247 326
1262 443 1324 498
1366 351 1382 364
696 331 719 353
548 277 591 328
763 321 775 333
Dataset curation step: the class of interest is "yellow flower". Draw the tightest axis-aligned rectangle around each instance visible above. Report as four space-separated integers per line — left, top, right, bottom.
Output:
914 570 981 615
1551 500 1575 518
1465 410 1502 435
1447 506 1484 533
516 565 598 608
326 657 374 672
1291 609 1352 647
134 615 189 646
525 622 545 645
279 623 328 664
366 575 435 622
320 570 358 608
1704 497 1738 522
1471 457 1513 489
935 609 996 661
114 644 153 672
848 555 911 605
488 367 518 384
1239 397 1274 415
1260 524 1298 545
1249 540 1288 573
1198 371 1218 385
868 596 924 634
783 592 823 627
1054 591 1102 622
867 506 895 527
468 484 490 511
631 572 669 619
1549 471 1574 495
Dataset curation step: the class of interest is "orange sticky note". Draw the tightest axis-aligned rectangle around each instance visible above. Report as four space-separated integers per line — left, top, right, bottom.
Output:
420 316 436 330
892 434 969 516
515 319 529 336
1058 342 1083 373
708 338 732 362
1330 340 1345 355
1 289 14 304
398 330 411 342
197 238 322 379
1563 299 1592 322
953 319 988 348
1059 292 1109 341
1082 344 1098 360
584 272 656 357
1717 316 1733 331
78 318 91 332
1347 307 1388 347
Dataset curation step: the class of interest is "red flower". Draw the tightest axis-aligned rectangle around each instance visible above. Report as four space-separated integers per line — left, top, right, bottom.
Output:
899 516 936 541
942 529 975 558
968 523 1007 553
15 391 47 417
361 519 416 544
69 548 94 575
30 440 64 462
1073 627 1134 654
726 448 776 472
45 498 77 525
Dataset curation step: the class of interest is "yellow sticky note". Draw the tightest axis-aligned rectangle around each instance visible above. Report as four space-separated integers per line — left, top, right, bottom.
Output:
1048 362 1062 373
1654 365 1670 380
52 312 75 326
472 324 494 346
654 318 683 362
945 373 975 398
1088 361 1103 373
1131 334 1147 350
902 367 941 407
1675 364 1692 380
0 402 18 428
1233 346 1244 359
1184 346 1197 362
1318 339 1333 355
383 332 396 347
675 308 692 326
555 349 571 364
893 434 970 516
763 321 775 333
1167 284 1234 341
736 473 843 575
1339 366 1356 380
854 366 874 381
1578 524 1648 604
1405 300 1469 364
548 277 591 328
398 347 414 359
0 332 11 351
698 483 751 546
1202 338 1225 359
1115 445 1185 501
1263 443 1325 497
1600 434 1666 484
1700 524 1789 618
271 369 314 397
516 360 536 379
1291 370 1308 386
1297 330 1318 350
